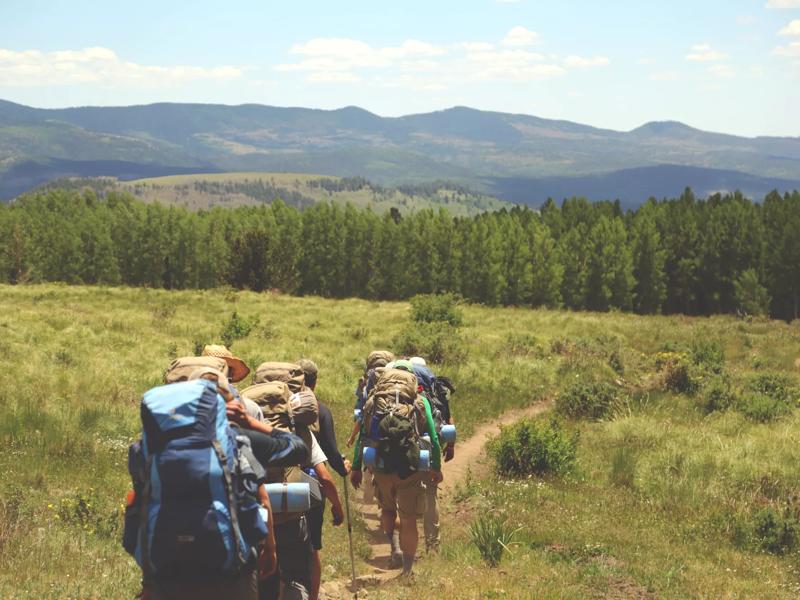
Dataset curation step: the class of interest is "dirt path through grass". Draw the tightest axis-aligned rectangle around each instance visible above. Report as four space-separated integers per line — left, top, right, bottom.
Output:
321 399 552 599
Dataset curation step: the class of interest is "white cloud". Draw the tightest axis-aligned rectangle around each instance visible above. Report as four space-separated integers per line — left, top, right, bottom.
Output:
501 26 540 47
708 64 736 78
779 20 800 35
686 44 727 61
563 55 610 68
308 71 362 83
460 42 494 51
650 70 681 81
737 15 759 25
0 47 243 87
275 37 446 79
637 57 656 65
766 0 800 8
774 40 800 56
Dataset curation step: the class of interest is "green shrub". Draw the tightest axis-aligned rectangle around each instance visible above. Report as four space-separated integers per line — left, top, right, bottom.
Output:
751 508 797 555
219 311 260 347
697 376 738 414
490 418 578 477
504 332 545 357
655 352 699 395
55 488 121 539
469 513 519 567
749 373 797 404
690 338 725 374
738 394 790 423
556 381 619 420
409 293 463 326
393 322 466 364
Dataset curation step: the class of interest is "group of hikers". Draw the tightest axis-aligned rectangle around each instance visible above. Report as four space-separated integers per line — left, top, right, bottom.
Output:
122 345 456 600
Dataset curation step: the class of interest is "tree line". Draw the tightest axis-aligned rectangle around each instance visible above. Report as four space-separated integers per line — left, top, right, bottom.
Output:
0 187 798 320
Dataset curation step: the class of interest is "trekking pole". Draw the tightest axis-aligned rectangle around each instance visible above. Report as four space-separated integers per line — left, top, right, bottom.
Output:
342 457 358 599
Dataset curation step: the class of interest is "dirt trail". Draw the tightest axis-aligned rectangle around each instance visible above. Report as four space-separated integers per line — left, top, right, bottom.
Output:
321 399 552 598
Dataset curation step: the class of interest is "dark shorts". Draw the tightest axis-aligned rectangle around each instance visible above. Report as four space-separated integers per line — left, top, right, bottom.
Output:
307 500 325 551
260 516 313 599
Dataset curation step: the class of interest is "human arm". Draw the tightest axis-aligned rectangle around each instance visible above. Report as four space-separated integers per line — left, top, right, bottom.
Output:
349 426 365 489
313 462 344 526
422 397 442 476
257 484 277 579
317 405 348 477
226 400 274 434
240 428 309 468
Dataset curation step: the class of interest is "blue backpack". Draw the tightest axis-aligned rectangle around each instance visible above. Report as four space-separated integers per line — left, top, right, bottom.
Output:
411 364 455 425
123 380 265 580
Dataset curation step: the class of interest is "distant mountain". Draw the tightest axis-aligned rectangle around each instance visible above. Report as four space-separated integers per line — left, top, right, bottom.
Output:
1 99 798 204
488 165 800 210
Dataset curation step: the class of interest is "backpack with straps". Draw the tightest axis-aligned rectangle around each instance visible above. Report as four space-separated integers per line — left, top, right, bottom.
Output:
361 368 428 479
411 364 455 438
122 380 264 580
239 381 323 524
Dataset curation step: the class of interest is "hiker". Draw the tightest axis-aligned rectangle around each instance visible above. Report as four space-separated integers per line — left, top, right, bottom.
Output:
298 359 349 600
241 362 342 600
409 356 456 552
347 350 395 504
349 361 443 576
126 376 270 600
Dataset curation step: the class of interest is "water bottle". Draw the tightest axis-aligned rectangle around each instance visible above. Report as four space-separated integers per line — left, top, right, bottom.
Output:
418 449 431 471
440 424 457 444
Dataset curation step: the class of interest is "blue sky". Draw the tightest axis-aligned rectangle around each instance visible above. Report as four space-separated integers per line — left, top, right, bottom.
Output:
1 0 799 136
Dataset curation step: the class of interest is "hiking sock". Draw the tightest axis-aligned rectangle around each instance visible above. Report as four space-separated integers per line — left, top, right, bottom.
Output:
391 531 400 553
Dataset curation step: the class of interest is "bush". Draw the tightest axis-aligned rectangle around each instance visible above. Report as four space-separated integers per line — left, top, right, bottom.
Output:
690 338 725 374
751 508 797 555
504 332 545 357
469 513 519 567
220 311 260 347
556 381 619 421
393 322 466 364
738 394 790 423
697 376 738 414
490 418 578 477
655 352 699 395
749 373 797 404
409 293 463 326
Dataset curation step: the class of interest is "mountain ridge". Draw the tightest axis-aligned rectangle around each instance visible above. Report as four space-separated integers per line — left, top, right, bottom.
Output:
1 99 798 204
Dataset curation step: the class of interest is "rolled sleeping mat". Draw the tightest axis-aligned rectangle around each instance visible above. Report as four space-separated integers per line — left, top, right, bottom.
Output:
265 482 311 514
440 424 457 444
418 449 431 471
363 446 377 469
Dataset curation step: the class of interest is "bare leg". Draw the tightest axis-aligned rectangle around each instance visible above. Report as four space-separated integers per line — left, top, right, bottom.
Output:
398 515 419 575
310 549 321 600
423 481 440 551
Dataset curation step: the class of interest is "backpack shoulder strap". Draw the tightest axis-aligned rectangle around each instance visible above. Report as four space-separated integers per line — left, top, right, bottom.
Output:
211 439 248 569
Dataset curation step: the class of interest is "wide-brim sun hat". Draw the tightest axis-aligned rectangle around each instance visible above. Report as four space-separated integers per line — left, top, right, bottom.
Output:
201 344 250 383
409 356 427 367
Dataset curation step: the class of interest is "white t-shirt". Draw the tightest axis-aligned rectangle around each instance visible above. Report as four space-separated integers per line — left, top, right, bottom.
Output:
309 432 328 467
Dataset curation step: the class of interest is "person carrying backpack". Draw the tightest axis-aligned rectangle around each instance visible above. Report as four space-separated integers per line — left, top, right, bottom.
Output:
347 350 394 504
408 356 456 552
297 358 348 600
124 378 269 600
349 361 443 576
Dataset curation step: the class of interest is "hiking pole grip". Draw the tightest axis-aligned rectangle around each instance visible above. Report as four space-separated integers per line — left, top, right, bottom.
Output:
342 455 358 599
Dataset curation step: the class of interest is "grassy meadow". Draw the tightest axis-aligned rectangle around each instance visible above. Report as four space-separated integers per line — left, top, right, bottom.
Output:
1 284 799 598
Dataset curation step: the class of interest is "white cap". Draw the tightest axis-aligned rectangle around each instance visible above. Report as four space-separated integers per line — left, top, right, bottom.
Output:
410 356 427 367
385 360 396 369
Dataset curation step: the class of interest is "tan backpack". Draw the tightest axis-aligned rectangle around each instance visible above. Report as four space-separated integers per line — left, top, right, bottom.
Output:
366 350 395 372
253 362 306 393
164 356 229 384
241 381 320 524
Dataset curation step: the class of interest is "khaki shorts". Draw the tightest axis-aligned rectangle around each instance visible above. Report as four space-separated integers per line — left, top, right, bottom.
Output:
373 472 425 518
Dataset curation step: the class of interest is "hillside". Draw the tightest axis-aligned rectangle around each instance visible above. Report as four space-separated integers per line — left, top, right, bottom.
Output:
1 100 799 205
1 285 799 598
30 172 511 215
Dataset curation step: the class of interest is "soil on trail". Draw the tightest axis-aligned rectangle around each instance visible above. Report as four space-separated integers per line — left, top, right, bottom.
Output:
320 399 552 599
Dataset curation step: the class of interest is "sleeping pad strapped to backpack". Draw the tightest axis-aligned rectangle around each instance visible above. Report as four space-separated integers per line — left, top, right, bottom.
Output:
361 368 428 479
123 380 266 581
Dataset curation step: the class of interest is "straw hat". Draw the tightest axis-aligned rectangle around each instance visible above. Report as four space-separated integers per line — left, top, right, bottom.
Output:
201 344 250 383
